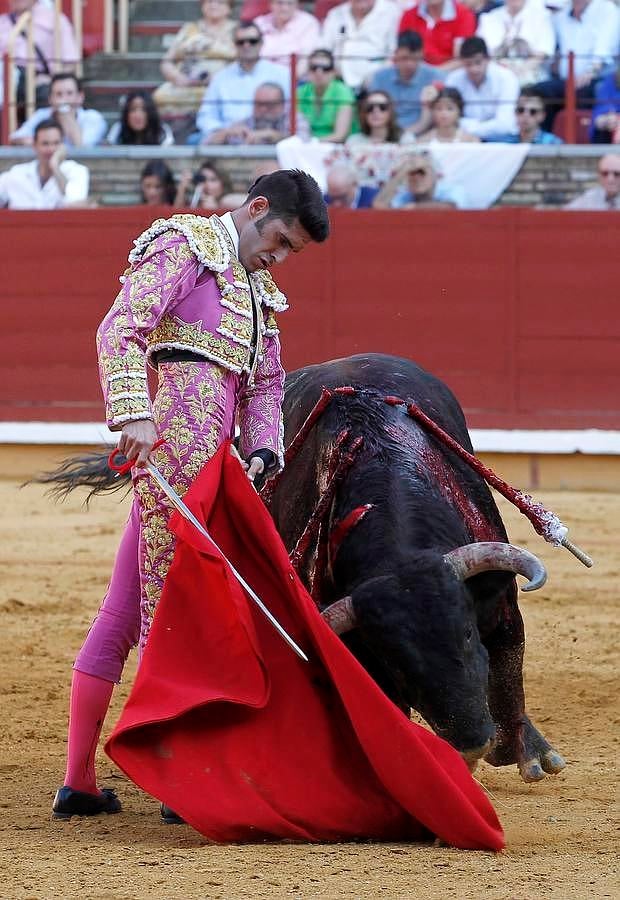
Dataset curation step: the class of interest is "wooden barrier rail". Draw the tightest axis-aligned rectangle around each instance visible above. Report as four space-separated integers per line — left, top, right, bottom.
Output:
0 207 618 430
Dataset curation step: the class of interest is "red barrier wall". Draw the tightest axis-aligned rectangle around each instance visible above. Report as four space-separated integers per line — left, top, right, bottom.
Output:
1 208 617 429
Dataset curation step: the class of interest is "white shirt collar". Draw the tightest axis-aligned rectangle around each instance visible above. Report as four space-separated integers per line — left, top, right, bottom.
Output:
219 211 240 257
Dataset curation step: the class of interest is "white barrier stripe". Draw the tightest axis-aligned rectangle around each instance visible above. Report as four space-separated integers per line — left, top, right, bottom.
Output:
0 423 619 454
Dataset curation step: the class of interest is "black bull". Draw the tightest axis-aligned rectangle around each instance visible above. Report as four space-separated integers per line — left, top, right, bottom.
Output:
266 354 565 783
38 353 566 783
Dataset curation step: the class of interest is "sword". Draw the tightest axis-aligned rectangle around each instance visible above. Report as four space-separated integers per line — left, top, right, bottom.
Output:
108 445 309 664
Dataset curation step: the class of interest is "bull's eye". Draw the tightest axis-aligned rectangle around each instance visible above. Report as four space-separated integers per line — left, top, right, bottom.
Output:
465 625 473 642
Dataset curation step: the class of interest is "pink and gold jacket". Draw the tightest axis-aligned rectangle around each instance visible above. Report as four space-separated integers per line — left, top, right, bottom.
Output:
96 214 288 466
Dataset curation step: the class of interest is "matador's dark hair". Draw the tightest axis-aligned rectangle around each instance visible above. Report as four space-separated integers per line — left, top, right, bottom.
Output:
245 169 330 243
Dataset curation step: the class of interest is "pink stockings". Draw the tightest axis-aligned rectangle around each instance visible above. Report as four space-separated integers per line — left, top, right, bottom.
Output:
64 670 114 794
64 502 141 794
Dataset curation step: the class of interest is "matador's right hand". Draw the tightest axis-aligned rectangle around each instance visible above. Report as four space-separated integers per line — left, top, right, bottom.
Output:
118 419 159 468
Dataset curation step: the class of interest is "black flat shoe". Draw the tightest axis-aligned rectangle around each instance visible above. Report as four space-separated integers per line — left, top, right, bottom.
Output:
160 803 185 825
52 786 122 820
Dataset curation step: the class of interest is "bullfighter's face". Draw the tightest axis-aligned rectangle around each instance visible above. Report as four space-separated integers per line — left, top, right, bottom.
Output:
237 196 312 272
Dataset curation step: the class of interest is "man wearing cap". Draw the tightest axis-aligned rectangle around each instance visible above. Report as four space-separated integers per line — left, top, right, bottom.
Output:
373 152 467 209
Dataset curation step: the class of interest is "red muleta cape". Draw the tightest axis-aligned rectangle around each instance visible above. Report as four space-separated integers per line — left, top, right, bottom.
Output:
105 442 504 851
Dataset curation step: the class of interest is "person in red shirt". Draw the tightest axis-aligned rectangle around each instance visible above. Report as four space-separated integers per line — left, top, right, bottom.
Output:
398 0 475 69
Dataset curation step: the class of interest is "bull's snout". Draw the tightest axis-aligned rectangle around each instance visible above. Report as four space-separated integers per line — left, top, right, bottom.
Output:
460 736 496 773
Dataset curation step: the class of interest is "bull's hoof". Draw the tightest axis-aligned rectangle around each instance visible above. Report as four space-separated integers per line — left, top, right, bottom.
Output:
486 716 566 783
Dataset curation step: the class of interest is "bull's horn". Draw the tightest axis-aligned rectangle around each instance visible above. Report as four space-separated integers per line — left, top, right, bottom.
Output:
443 542 547 592
321 596 356 634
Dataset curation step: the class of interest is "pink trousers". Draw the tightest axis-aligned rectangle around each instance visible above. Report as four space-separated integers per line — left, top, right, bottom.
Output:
73 501 141 683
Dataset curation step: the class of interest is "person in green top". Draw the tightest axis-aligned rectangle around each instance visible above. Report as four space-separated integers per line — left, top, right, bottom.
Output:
297 49 356 142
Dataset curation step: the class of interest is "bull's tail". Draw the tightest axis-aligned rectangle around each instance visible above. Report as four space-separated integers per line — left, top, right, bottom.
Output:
28 448 130 504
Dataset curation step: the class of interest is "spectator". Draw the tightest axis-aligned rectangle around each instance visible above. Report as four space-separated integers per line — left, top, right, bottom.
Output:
590 62 620 144
564 153 620 209
445 36 520 137
321 0 401 90
398 0 476 69
0 119 89 209
174 159 238 208
373 151 468 208
476 0 555 85
297 49 355 142
414 85 480 142
347 90 402 146
196 21 289 142
205 81 305 143
535 0 620 132
10 72 107 147
0 0 79 108
139 160 177 206
106 91 175 146
255 0 321 76
485 85 563 143
368 31 443 136
325 162 379 207
153 0 236 119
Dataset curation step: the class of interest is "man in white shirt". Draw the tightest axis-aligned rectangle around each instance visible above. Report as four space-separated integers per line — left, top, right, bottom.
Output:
445 36 519 137
10 72 107 147
196 21 290 142
0 119 89 209
321 0 401 90
534 0 620 130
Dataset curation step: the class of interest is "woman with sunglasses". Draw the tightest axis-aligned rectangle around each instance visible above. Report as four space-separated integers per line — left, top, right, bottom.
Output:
414 86 479 144
297 49 355 143
346 90 402 146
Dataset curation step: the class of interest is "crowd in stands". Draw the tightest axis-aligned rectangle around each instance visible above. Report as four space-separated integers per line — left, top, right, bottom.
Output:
0 0 619 209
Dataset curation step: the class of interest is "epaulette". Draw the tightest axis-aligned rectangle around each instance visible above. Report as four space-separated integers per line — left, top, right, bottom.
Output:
127 214 230 273
250 268 288 312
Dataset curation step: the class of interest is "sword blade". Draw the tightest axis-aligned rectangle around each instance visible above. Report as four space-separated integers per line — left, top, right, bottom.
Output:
144 461 309 663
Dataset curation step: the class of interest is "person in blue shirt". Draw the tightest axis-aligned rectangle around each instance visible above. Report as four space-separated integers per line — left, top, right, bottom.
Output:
484 86 563 145
325 163 378 208
196 21 290 143
591 66 620 143
367 31 442 137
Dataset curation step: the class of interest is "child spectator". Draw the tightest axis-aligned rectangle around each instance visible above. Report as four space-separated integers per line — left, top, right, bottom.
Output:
106 91 174 146
297 49 355 142
139 160 177 205
414 85 479 143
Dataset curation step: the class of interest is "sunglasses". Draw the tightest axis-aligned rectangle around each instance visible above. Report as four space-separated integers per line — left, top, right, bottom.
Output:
600 169 620 177
365 102 389 113
309 63 333 72
236 36 261 46
408 168 428 177
516 105 543 116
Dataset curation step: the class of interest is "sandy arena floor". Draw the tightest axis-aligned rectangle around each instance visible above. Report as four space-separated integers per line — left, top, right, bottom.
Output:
0 455 617 899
